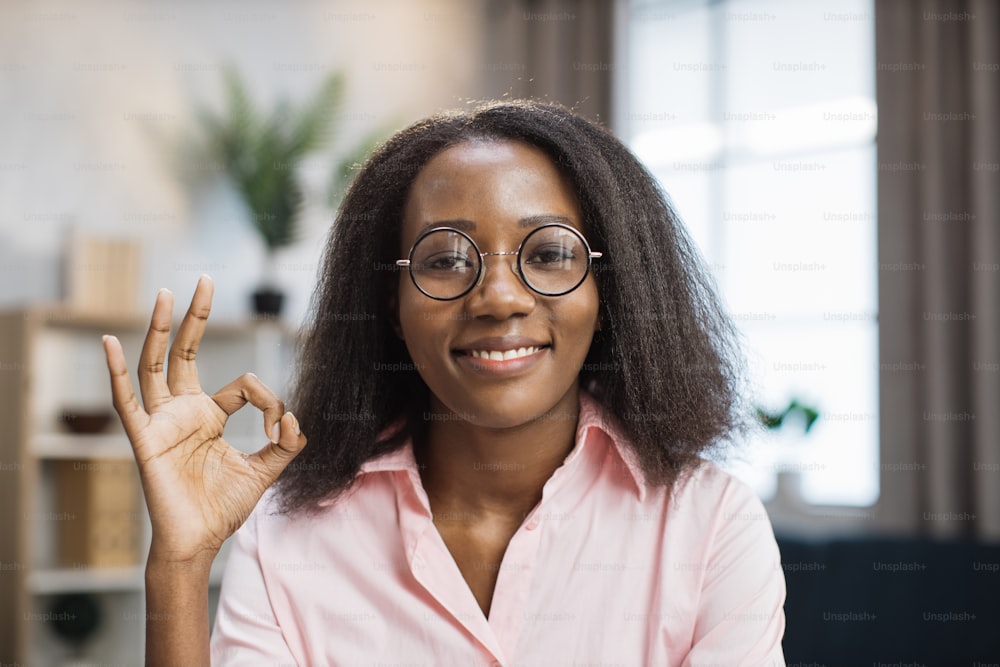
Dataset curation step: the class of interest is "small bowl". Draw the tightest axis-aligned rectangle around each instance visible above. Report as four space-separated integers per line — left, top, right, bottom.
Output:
60 410 113 435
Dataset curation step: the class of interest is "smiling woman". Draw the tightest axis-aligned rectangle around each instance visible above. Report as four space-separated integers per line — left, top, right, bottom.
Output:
103 100 786 665
395 140 600 436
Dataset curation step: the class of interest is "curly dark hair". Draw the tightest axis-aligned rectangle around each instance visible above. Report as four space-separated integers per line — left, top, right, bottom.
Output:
274 99 747 514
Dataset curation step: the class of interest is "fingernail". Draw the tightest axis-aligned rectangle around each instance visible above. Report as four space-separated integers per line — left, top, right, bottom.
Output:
271 422 281 443
290 412 300 435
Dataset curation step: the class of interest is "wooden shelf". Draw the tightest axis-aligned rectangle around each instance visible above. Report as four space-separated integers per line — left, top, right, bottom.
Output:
0 307 295 664
27 566 145 594
33 434 134 460
27 561 228 595
34 434 266 460
22 305 299 338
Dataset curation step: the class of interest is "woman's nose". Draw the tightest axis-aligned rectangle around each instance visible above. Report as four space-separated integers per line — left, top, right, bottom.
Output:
464 253 536 319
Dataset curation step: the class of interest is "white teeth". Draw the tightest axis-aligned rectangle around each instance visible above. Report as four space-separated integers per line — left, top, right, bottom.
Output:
469 346 541 360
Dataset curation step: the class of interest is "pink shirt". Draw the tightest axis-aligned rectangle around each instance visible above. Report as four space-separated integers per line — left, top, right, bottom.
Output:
211 392 786 665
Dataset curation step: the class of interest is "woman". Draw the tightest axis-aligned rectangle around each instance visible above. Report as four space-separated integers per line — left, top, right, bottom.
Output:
103 100 785 665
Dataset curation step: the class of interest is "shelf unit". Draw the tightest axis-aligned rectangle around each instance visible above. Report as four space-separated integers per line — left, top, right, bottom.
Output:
0 307 295 666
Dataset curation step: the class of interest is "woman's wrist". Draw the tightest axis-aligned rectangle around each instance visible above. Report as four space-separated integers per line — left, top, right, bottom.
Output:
146 543 219 575
143 546 214 667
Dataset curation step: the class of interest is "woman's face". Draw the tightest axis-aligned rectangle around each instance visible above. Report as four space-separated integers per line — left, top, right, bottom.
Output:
395 139 600 429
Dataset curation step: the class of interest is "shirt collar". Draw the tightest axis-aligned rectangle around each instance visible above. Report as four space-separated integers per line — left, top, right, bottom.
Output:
353 390 648 500
575 390 648 500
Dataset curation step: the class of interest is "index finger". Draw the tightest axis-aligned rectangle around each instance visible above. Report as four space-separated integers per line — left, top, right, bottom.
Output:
137 288 174 410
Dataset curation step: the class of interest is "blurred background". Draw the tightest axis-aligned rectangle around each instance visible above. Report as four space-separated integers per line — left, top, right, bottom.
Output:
0 0 997 665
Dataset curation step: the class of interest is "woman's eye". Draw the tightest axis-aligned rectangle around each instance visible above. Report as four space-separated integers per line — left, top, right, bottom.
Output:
525 246 575 265
425 252 474 270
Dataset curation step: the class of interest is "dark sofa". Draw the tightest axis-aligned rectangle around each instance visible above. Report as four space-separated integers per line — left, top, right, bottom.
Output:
777 535 1000 666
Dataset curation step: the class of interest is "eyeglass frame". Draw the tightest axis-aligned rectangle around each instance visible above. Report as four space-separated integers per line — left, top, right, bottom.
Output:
395 222 604 301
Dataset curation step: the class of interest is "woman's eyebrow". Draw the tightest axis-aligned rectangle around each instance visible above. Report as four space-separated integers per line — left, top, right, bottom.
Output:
420 219 475 232
420 214 574 231
519 214 573 228
419 214 574 234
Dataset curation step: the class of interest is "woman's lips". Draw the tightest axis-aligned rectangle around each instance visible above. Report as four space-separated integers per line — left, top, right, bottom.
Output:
467 346 543 361
453 345 549 375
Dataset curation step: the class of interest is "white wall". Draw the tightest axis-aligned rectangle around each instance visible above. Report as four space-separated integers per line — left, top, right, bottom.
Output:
0 0 489 324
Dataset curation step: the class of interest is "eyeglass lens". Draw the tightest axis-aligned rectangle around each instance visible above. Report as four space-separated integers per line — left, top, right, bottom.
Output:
409 225 590 299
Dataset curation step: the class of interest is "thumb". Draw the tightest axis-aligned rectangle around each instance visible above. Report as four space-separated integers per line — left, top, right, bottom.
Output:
249 411 307 482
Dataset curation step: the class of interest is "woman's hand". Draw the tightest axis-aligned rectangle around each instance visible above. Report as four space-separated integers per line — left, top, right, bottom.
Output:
103 275 307 566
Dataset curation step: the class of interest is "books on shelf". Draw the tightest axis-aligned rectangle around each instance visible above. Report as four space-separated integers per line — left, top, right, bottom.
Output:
65 233 142 316
54 459 142 568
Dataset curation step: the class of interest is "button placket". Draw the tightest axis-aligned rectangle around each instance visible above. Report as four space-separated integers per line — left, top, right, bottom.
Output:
395 469 507 663
486 504 549 660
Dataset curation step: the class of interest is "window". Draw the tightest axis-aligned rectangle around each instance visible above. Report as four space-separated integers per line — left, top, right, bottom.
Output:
617 0 878 505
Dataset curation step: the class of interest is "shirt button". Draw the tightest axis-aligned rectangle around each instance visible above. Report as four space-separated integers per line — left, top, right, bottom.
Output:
525 517 540 531
491 662 502 667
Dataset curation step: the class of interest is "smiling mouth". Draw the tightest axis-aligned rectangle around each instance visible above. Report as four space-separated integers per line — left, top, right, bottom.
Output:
463 346 547 361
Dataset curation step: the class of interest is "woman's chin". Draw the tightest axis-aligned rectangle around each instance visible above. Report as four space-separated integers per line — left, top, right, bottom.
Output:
425 386 580 432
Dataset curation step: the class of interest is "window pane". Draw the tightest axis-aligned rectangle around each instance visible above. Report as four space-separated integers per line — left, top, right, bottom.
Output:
627 4 715 130
621 0 878 507
723 0 875 113
719 145 877 316
741 321 879 505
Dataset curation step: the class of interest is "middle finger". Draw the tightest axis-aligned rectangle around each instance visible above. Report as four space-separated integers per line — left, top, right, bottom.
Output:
167 275 214 395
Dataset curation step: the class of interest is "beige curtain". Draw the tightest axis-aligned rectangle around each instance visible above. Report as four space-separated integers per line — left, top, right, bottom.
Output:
481 0 614 126
876 0 1000 539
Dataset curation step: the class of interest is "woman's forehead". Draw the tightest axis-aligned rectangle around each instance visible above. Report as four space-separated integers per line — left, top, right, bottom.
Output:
402 140 580 228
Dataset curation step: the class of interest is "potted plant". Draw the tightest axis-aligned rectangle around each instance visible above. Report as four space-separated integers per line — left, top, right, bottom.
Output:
756 398 820 433
199 65 378 316
757 397 821 506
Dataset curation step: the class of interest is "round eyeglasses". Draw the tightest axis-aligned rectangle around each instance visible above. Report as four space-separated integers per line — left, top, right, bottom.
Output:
396 222 603 301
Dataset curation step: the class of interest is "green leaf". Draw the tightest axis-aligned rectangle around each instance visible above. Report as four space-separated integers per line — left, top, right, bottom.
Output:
286 72 344 158
196 64 352 251
756 407 784 430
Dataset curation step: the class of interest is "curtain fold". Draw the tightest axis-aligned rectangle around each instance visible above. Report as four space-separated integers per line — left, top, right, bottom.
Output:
876 0 1000 539
481 0 614 126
